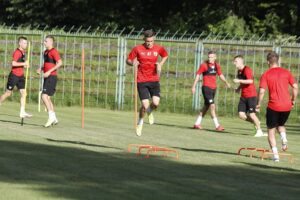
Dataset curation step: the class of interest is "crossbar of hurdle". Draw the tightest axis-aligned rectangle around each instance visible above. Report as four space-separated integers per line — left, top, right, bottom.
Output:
237 147 294 163
128 144 179 159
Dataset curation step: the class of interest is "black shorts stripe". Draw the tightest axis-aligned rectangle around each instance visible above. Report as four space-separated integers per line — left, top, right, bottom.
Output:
6 72 25 90
266 107 290 129
137 81 160 100
238 97 257 113
42 76 57 96
202 86 216 105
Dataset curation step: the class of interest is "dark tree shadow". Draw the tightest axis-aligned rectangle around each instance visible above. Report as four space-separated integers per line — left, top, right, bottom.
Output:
0 119 42 127
0 140 299 200
46 138 122 150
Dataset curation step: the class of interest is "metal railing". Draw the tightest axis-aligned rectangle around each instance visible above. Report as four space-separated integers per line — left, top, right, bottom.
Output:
0 25 299 121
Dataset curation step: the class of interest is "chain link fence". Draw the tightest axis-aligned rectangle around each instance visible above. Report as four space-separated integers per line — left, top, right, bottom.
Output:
0 26 299 121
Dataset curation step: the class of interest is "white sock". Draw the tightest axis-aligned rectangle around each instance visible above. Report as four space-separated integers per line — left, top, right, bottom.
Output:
195 115 202 125
48 111 55 119
138 118 144 125
20 106 25 113
212 117 220 128
272 147 279 158
280 132 287 142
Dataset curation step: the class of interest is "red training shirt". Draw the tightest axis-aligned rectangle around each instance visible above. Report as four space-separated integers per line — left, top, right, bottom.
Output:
11 48 25 77
196 62 223 89
237 66 257 98
259 67 296 112
44 48 61 76
127 44 168 83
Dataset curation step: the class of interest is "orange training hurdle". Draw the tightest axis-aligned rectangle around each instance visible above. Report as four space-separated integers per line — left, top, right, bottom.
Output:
128 144 179 159
237 147 294 163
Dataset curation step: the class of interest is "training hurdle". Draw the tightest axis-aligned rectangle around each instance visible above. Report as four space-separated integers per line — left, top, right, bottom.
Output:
128 144 179 159
237 147 294 163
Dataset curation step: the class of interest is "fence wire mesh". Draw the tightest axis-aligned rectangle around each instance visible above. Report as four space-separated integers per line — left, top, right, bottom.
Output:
0 28 299 121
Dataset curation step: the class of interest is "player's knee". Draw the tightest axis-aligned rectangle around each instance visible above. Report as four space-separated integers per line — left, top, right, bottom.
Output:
5 90 12 97
41 94 48 100
238 112 247 120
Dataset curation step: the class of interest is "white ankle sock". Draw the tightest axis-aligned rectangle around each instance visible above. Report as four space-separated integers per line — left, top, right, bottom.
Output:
212 117 220 128
195 115 202 125
138 118 144 125
280 132 287 142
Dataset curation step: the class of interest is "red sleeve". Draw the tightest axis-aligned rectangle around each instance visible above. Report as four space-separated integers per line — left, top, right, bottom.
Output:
12 50 22 62
259 72 267 89
288 71 296 85
244 67 254 79
127 47 138 61
51 49 61 62
159 46 168 57
196 63 207 75
216 63 223 76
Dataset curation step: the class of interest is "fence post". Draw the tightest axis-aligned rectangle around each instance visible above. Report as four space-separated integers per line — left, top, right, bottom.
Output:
115 37 126 110
192 41 203 111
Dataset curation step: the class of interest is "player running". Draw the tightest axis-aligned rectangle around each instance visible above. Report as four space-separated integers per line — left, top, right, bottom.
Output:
37 35 62 127
192 51 230 131
126 29 168 136
233 55 265 137
0 36 32 118
257 51 298 162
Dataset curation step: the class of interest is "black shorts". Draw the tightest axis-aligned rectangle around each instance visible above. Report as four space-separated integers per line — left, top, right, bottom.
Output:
266 107 290 129
238 97 257 113
202 86 216 105
137 81 160 100
6 72 25 91
42 76 57 96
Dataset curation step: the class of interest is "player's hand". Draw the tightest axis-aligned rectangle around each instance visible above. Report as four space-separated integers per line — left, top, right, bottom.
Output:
233 79 240 84
36 68 41 75
44 71 51 78
191 86 196 94
133 60 139 67
292 100 295 108
255 104 261 112
156 62 161 76
24 61 30 68
226 82 231 88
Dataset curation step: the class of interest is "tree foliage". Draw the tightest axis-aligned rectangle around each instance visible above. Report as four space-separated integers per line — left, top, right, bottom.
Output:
0 0 299 37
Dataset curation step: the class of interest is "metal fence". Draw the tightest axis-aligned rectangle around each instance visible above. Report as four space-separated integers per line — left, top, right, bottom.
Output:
0 26 299 121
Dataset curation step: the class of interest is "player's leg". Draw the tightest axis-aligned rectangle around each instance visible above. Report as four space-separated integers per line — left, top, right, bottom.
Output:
277 111 290 151
18 76 32 118
266 108 280 161
147 82 160 125
42 76 58 127
206 87 223 131
0 73 16 105
247 97 264 137
0 90 12 105
193 86 210 129
136 82 150 136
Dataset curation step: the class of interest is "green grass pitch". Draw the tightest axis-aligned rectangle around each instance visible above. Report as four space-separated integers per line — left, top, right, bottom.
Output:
0 102 299 200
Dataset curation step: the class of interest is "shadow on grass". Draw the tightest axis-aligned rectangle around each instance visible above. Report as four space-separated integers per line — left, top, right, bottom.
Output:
46 138 122 150
154 122 191 129
0 119 42 127
173 147 237 156
0 140 299 200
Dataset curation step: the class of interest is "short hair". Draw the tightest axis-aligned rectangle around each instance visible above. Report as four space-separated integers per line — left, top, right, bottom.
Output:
234 55 244 60
143 29 155 38
208 50 216 55
45 35 55 42
267 51 279 65
18 36 27 42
